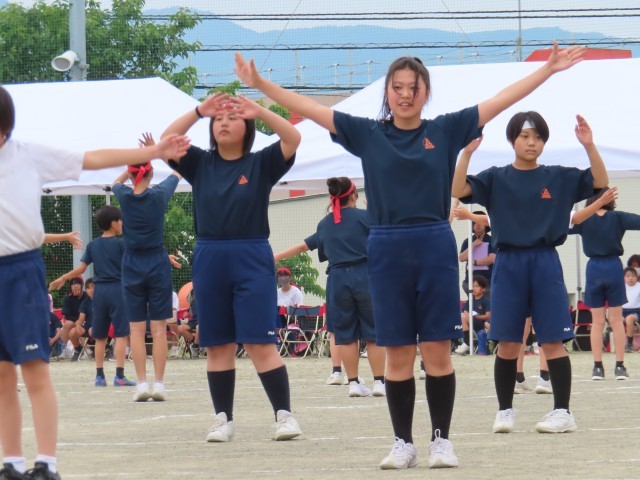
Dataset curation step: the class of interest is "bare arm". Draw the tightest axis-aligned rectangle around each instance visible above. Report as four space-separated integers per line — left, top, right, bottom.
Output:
478 42 585 127
572 187 618 225
235 53 336 134
574 115 608 189
112 170 129 187
452 137 483 198
82 134 190 170
49 262 88 291
274 242 310 263
43 232 83 249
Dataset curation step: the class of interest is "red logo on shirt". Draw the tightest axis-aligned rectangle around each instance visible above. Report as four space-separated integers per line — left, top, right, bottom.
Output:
423 137 435 149
541 188 552 199
238 175 248 185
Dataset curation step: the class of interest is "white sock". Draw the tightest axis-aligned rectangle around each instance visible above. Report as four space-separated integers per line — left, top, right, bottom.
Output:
137 380 148 391
35 454 57 473
154 381 165 391
3 456 26 473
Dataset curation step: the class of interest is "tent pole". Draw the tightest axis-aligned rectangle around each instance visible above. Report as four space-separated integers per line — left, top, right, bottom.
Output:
467 208 474 355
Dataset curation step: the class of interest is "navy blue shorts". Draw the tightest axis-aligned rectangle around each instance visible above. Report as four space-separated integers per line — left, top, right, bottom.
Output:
0 250 51 364
622 308 640 320
122 249 173 322
490 247 573 344
92 282 129 339
368 222 462 346
193 238 279 347
584 256 626 308
326 262 376 344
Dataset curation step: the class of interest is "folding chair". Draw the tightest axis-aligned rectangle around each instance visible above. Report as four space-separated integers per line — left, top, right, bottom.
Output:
570 301 592 351
282 306 325 358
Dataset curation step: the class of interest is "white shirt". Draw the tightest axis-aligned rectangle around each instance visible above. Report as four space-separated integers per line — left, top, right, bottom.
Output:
172 291 179 310
0 139 82 256
623 283 640 309
277 285 304 307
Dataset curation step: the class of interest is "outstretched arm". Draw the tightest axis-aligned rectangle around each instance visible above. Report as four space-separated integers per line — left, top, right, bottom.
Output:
478 42 585 127
452 136 483 198
49 262 88 291
574 114 608 189
232 96 301 161
82 134 190 170
572 187 618 225
235 53 336 134
274 242 310 263
453 207 490 227
43 232 83 249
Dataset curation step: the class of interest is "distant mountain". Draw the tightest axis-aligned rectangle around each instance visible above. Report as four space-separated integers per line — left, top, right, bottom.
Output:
146 8 638 93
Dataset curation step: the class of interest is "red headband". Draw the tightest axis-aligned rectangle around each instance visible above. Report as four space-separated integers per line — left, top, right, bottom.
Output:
128 162 152 187
330 182 355 224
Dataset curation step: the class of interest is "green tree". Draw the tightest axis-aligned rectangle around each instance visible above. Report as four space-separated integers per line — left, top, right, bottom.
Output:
0 0 201 93
277 254 325 299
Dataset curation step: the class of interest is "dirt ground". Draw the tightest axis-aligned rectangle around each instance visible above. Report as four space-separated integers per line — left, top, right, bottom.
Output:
15 351 640 479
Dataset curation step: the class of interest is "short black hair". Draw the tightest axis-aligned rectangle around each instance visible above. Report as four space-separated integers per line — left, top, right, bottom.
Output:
627 254 640 268
94 206 122 232
472 275 488 290
0 86 15 140
69 277 84 288
624 267 638 277
506 111 550 145
85 277 95 288
208 117 256 155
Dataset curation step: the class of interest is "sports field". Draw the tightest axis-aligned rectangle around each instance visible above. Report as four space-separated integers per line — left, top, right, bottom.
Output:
21 351 640 479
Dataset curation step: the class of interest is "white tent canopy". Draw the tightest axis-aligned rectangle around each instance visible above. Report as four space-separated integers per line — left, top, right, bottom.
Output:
276 57 640 191
5 77 269 195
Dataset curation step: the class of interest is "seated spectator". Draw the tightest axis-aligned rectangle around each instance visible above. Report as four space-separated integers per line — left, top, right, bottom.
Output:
457 210 495 293
70 278 95 361
627 254 640 277
177 289 200 358
49 306 64 360
276 267 304 307
623 268 640 352
455 276 491 355
60 277 87 349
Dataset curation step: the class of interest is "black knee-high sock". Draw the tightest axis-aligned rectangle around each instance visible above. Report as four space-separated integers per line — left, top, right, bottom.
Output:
494 356 517 410
425 372 456 440
258 365 291 417
547 356 571 411
385 378 416 444
207 369 236 420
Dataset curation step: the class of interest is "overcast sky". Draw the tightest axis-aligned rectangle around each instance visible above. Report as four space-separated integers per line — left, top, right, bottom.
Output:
9 0 640 38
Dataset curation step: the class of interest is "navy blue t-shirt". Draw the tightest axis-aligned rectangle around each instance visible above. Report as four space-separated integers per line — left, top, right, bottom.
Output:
169 142 294 238
304 207 369 272
462 165 594 249
331 106 481 226
112 175 179 251
462 295 491 316
61 292 86 322
49 312 62 338
81 236 125 283
569 210 640 257
79 296 93 330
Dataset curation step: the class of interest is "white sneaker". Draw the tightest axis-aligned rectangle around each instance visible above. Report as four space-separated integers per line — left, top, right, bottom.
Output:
326 371 344 385
493 408 516 433
151 382 166 401
428 430 459 468
206 412 235 442
273 410 302 441
169 345 180 359
534 377 553 394
348 381 372 397
132 383 151 402
379 438 418 469
514 379 534 394
454 343 470 355
535 409 577 433
372 380 386 397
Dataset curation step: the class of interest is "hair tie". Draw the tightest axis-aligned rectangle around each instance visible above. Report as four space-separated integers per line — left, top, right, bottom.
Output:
127 162 153 187
330 182 355 224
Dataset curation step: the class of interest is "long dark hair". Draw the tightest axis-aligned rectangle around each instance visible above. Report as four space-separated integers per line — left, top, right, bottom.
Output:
379 56 431 121
0 86 15 140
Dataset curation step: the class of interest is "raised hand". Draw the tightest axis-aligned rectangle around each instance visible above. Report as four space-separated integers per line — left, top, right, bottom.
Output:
66 231 83 250
462 136 484 156
198 92 232 118
49 277 65 291
453 205 473 221
546 41 585 73
156 134 191 161
231 95 264 120
598 186 618 206
574 114 594 146
234 52 262 88
138 132 155 148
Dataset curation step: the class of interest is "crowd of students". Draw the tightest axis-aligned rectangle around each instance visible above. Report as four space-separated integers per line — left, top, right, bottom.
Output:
4 41 640 479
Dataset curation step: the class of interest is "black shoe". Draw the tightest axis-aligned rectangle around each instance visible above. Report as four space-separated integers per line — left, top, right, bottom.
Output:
0 463 28 480
70 350 81 362
25 463 61 480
